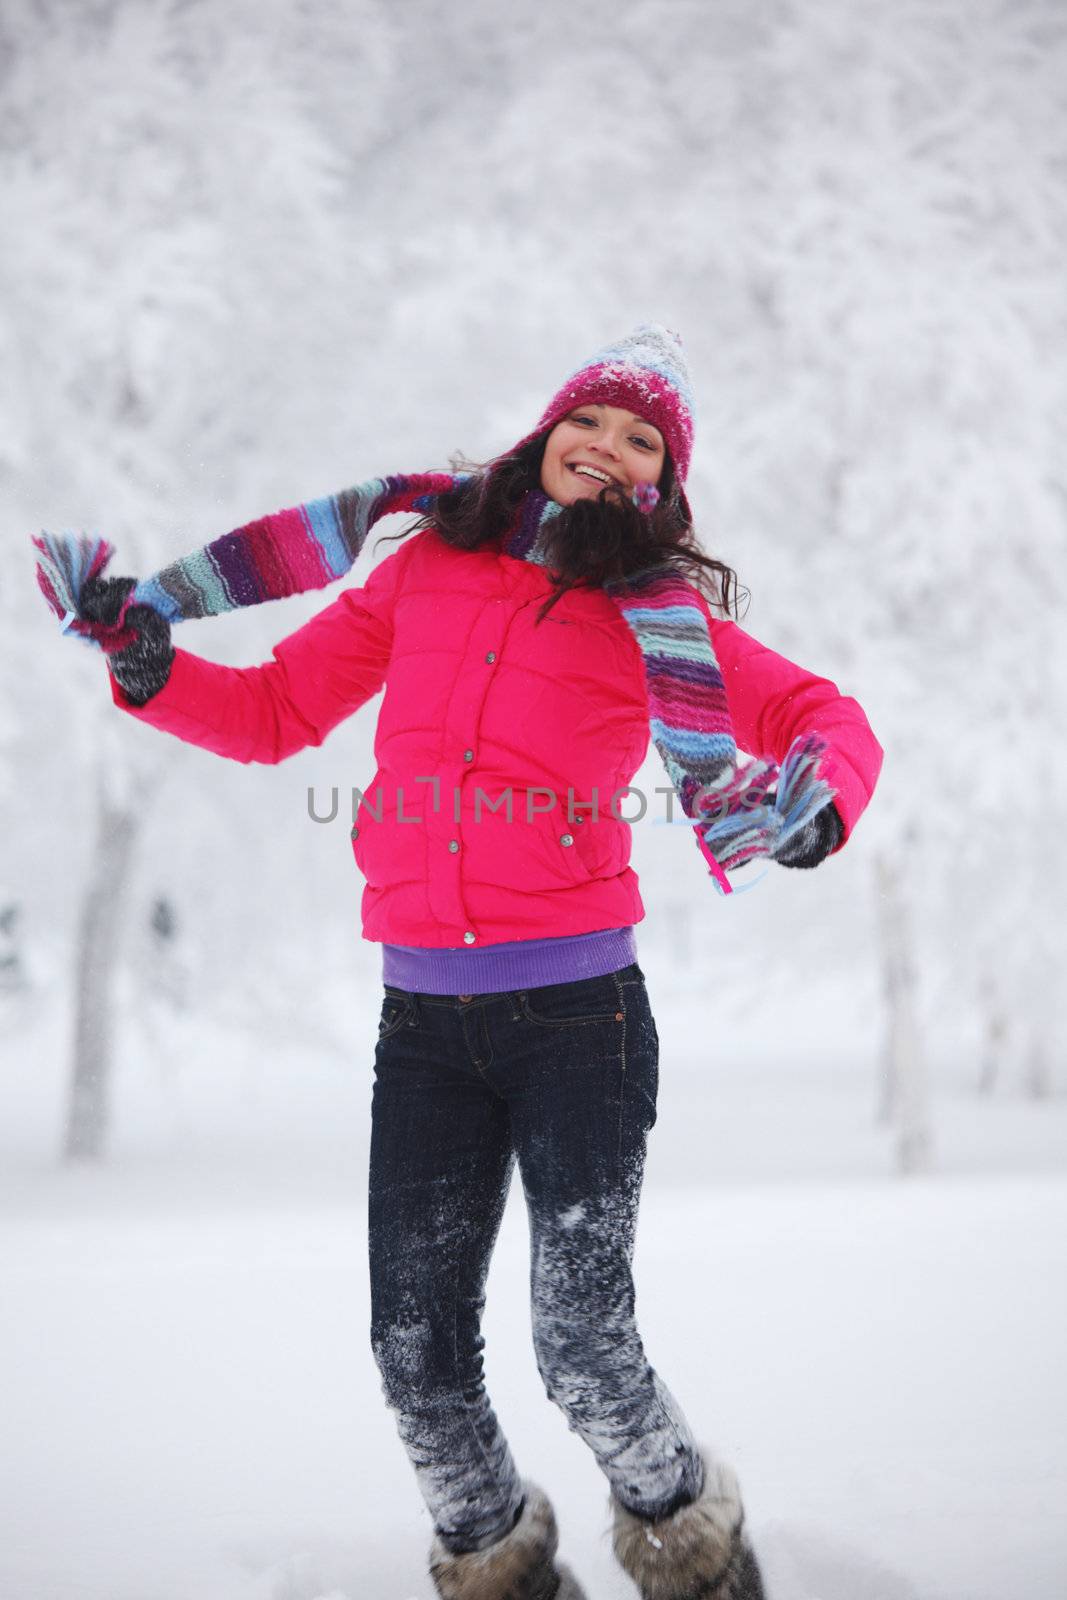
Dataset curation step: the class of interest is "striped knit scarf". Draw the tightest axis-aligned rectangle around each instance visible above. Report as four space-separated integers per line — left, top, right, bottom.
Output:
33 473 836 895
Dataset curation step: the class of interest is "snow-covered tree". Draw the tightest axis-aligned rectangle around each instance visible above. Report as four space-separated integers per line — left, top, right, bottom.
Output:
1 0 395 1157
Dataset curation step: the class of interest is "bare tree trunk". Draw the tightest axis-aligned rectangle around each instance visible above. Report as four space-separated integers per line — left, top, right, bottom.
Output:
1025 1035 1053 1101
876 865 900 1127
978 1004 1007 1095
875 846 933 1174
876 1020 897 1126
1022 849 1057 1101
0 899 29 996
64 769 140 1162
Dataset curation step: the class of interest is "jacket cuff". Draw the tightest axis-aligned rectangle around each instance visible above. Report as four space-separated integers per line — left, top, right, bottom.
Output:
108 647 245 754
109 647 188 721
815 744 881 853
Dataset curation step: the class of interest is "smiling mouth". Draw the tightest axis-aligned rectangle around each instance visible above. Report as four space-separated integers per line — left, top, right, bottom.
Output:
568 463 619 487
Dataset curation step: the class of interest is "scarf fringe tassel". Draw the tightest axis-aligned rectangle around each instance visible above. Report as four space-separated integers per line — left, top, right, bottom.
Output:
33 532 115 646
694 732 837 892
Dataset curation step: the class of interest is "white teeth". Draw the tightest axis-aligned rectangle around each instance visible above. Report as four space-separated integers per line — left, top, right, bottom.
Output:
573 465 612 484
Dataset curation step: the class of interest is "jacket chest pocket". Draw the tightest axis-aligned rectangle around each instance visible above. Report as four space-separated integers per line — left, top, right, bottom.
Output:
526 808 624 888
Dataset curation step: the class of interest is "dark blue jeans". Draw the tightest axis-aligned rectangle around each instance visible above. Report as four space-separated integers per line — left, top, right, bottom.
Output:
368 962 704 1555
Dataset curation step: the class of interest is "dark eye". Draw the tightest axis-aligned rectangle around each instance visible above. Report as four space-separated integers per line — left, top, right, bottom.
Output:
570 413 597 427
632 435 657 451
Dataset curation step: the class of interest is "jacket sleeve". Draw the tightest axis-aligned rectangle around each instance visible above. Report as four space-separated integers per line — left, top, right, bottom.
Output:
110 538 413 764
701 602 884 853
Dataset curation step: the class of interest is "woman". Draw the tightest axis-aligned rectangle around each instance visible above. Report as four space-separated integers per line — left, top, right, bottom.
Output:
42 325 883 1599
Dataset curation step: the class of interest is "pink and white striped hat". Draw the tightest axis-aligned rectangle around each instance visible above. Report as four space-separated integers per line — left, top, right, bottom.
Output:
513 323 696 508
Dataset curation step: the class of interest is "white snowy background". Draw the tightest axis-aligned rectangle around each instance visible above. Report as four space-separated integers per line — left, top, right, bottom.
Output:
1 2 1065 1597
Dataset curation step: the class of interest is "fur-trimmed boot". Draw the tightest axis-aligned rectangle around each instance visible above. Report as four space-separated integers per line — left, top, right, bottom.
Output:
429 1481 588 1600
610 1454 765 1600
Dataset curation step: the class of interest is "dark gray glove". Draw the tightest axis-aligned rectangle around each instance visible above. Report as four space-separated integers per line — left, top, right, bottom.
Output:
79 575 174 707
774 803 844 869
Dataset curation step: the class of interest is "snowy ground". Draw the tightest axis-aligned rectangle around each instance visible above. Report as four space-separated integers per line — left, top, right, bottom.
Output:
2 982 1065 1600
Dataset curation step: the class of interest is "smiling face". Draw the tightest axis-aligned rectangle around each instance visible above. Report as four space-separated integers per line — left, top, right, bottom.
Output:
539 403 667 506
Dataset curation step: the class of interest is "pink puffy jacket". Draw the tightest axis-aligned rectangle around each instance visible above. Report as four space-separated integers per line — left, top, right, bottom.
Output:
113 528 883 947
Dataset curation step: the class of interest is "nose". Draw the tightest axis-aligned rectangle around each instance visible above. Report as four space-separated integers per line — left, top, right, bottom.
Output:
589 430 622 459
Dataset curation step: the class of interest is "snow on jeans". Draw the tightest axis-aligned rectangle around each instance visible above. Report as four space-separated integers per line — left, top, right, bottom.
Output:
368 961 705 1555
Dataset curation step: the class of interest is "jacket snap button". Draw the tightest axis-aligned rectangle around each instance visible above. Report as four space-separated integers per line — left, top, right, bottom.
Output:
615 1011 624 1021
458 994 473 1002
463 749 474 762
350 826 359 840
448 839 459 853
559 833 574 847
463 931 476 944
485 651 496 663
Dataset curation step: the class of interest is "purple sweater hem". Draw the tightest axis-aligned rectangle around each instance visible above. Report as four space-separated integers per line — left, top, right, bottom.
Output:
380 926 638 995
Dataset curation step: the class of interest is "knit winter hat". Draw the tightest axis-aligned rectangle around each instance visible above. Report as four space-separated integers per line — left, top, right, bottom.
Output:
512 323 696 506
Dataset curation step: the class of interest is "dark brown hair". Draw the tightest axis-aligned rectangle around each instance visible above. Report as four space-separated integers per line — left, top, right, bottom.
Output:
375 435 747 625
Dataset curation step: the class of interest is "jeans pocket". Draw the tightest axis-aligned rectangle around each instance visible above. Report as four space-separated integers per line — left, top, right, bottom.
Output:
378 988 415 1040
519 971 625 1028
